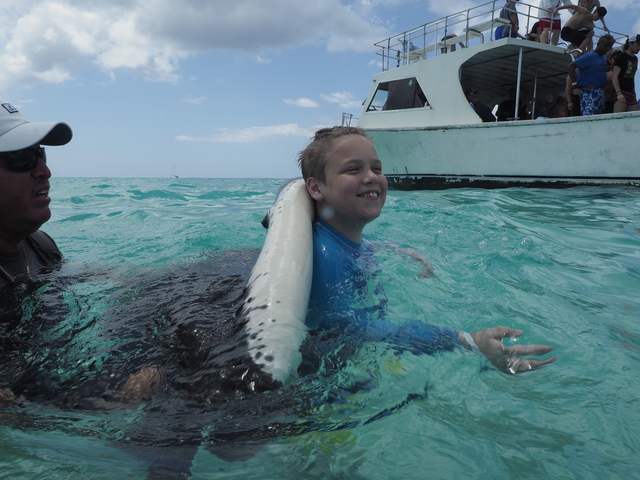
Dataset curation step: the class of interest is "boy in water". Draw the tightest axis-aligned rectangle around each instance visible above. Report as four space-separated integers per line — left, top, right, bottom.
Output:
298 126 556 374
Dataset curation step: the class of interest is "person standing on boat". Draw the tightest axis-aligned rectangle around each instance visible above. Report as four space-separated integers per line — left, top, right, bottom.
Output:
495 0 520 40
573 0 610 49
555 3 607 53
611 35 640 113
0 101 72 290
538 0 571 45
565 74 582 116
567 34 615 115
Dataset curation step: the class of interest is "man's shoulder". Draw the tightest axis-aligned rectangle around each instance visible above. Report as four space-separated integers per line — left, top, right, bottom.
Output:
29 230 59 249
576 50 599 63
26 230 63 262
614 53 629 67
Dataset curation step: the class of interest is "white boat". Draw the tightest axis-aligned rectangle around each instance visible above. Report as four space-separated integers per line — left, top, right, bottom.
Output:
355 1 640 189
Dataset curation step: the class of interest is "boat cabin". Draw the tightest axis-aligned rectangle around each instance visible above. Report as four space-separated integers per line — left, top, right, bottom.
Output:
359 0 625 128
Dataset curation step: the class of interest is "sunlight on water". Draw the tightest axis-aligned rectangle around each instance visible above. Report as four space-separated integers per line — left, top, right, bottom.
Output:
1 178 639 479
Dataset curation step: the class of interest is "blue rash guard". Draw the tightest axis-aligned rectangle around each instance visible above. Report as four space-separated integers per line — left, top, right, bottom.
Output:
306 219 462 356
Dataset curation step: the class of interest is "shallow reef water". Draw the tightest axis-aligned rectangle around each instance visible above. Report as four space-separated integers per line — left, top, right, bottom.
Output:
1 178 639 479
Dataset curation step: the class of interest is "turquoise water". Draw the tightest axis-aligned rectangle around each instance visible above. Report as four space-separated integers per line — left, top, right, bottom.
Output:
1 178 639 479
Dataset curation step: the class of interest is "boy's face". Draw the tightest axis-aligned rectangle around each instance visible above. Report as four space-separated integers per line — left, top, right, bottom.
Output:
306 135 387 243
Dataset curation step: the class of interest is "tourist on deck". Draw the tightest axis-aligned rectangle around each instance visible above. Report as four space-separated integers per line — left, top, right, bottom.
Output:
465 88 496 122
538 0 571 45
565 74 582 116
527 22 542 42
605 50 622 113
534 93 556 118
548 92 568 118
496 87 528 121
495 0 520 40
567 34 616 115
440 33 466 54
573 0 610 36
611 35 640 113
555 3 608 53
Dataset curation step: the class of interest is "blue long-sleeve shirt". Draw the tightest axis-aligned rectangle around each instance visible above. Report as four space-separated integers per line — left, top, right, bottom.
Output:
306 219 461 356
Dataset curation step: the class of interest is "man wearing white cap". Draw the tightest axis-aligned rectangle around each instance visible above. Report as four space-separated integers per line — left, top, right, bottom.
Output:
0 101 72 288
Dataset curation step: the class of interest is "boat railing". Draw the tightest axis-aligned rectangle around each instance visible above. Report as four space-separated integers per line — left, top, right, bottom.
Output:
341 112 358 127
376 0 627 71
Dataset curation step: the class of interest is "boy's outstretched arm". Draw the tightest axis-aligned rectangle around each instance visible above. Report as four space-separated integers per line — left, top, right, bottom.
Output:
397 247 435 278
353 320 556 375
459 327 556 374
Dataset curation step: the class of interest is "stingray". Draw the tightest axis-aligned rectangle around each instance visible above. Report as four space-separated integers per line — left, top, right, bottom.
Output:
1 180 434 478
1 248 429 479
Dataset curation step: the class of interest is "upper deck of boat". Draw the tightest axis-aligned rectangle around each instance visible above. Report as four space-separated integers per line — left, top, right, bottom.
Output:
355 1 629 128
375 0 626 72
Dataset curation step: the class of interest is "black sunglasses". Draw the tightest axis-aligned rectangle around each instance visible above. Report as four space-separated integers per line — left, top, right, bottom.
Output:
0 147 47 172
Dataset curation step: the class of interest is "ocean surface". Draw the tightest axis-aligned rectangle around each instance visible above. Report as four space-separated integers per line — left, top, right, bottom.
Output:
1 177 639 480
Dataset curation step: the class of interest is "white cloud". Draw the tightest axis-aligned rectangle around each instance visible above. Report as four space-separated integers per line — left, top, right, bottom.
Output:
321 91 363 109
254 55 272 64
176 123 310 143
183 96 207 105
0 0 389 87
3 0 634 89
284 98 319 108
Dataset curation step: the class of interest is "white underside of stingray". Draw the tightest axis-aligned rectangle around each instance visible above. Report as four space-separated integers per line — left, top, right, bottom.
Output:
242 178 314 385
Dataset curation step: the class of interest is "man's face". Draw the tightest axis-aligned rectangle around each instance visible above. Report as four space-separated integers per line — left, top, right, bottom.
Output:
0 145 52 247
308 135 388 241
631 42 640 55
597 38 614 53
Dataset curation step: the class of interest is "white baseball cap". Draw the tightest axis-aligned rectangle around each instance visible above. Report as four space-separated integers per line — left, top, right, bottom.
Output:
0 101 72 153
629 34 640 43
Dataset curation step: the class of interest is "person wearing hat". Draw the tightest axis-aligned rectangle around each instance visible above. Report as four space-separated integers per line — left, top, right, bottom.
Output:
0 101 72 288
612 35 640 113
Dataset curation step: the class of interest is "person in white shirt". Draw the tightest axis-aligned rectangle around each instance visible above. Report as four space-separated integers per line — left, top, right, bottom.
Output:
539 0 572 45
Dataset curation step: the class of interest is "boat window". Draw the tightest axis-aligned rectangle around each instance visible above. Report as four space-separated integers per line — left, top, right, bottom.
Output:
367 78 429 111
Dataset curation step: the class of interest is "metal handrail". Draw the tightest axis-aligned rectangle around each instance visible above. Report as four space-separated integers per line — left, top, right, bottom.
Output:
376 0 627 71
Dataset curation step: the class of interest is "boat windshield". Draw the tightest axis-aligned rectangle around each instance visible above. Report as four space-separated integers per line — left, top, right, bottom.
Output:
367 78 428 111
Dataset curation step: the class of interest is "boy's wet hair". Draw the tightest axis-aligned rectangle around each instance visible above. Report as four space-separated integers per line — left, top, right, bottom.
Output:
297 126 371 184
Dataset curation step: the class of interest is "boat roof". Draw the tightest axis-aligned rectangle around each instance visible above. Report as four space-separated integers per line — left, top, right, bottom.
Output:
460 39 573 101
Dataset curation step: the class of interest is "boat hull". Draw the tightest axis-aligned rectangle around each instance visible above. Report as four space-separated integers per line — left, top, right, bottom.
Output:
365 113 640 190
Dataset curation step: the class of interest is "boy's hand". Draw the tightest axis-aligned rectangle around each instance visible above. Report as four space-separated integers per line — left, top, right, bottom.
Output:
464 327 556 374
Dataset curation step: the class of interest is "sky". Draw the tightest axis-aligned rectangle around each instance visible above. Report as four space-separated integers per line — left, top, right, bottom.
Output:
1 0 637 178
